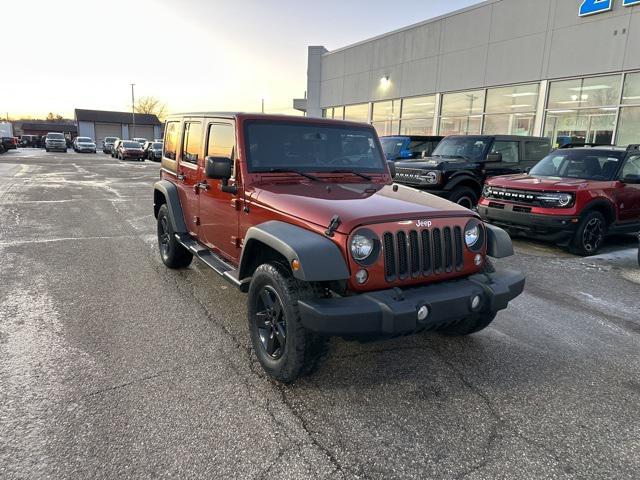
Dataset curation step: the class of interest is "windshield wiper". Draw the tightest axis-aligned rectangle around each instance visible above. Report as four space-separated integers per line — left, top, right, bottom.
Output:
327 170 372 181
262 169 319 181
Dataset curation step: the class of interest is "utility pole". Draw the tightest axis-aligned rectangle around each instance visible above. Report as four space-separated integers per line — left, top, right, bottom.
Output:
130 83 136 139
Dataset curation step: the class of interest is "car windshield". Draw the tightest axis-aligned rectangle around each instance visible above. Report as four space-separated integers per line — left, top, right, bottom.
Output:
380 137 407 158
431 136 492 161
47 133 64 139
123 141 140 148
529 150 625 181
77 137 92 142
105 137 117 142
152 142 162 148
245 121 386 174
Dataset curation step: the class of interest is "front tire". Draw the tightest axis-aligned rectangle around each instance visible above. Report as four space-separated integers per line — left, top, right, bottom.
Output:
570 211 607 256
448 187 478 209
157 204 193 268
248 263 329 383
438 313 497 336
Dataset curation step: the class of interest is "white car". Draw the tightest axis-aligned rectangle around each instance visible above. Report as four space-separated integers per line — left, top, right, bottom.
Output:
73 137 97 153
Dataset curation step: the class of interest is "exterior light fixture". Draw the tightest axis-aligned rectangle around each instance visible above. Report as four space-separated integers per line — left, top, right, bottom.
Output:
380 75 390 88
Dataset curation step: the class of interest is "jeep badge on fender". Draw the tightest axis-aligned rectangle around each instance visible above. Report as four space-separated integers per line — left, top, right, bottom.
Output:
154 113 525 383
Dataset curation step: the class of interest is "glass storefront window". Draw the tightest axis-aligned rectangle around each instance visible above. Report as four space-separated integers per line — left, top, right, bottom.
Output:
439 116 482 135
323 108 333 119
344 103 369 122
372 100 399 122
483 113 535 135
485 84 539 114
441 90 485 116
372 121 399 136
622 73 640 105
334 106 344 120
399 118 434 135
547 75 621 110
616 107 640 146
544 108 617 147
401 96 436 118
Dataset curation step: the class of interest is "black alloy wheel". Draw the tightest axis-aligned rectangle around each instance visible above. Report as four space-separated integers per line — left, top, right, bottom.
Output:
158 214 171 261
582 217 605 253
255 286 286 359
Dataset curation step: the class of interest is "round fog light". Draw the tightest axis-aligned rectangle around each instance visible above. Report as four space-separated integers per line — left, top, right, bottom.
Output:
471 295 482 311
474 254 483 266
355 269 368 284
417 305 430 321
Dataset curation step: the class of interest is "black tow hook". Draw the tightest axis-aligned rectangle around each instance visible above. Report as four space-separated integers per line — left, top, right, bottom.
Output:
325 215 341 237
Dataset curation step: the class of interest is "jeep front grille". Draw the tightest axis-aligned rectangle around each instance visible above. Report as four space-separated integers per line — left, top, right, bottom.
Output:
383 226 464 282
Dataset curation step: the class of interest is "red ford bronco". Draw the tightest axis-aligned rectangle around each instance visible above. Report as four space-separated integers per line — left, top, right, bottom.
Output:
154 114 524 382
479 144 640 256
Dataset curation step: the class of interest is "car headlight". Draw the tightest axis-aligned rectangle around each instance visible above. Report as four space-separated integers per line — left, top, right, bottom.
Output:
349 229 380 265
482 185 492 198
538 192 574 208
423 171 441 184
464 220 485 252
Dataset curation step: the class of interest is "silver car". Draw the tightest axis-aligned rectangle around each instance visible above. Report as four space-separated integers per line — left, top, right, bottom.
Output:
45 133 67 152
73 137 97 153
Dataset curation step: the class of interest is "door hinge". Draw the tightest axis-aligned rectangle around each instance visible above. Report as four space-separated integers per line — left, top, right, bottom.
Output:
230 198 242 210
231 236 242 248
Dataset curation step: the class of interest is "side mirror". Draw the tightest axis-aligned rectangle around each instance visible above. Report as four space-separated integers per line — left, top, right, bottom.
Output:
387 160 396 178
486 153 502 163
622 174 640 184
205 156 232 179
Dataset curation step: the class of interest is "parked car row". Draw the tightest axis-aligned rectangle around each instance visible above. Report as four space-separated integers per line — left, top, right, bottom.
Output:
102 137 163 162
385 133 640 256
1 136 18 152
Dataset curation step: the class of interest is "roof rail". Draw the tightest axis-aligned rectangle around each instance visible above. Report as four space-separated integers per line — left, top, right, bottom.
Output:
626 144 640 152
558 143 610 149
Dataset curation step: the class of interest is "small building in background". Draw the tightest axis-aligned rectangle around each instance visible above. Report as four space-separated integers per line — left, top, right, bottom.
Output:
19 121 78 138
75 109 163 145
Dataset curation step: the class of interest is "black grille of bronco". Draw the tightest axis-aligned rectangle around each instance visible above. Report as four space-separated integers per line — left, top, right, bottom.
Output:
382 226 464 281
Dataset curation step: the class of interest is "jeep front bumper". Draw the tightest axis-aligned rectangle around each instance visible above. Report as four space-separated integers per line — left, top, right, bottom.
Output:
298 269 524 336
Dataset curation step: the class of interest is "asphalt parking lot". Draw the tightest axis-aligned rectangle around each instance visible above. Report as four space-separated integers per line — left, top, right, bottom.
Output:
1 148 639 480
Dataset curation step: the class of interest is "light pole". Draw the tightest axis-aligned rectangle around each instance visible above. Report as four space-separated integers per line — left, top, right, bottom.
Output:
130 83 136 139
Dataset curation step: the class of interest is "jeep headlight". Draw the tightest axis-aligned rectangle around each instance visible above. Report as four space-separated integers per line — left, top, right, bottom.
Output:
349 229 380 265
464 220 485 252
424 171 441 185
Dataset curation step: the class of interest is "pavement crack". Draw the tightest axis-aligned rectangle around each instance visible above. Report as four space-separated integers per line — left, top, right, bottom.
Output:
81 365 180 399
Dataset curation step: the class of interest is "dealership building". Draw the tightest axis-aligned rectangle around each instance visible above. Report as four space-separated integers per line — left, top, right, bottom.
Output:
75 109 163 146
300 0 640 147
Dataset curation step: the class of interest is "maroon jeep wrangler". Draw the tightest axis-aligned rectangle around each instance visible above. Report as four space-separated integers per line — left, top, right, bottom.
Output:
153 113 525 382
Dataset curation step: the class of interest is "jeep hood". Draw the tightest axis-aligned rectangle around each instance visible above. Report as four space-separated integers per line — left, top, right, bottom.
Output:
251 182 474 234
487 174 591 191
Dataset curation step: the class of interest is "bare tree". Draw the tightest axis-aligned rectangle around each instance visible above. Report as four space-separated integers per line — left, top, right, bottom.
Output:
135 96 167 120
46 112 64 121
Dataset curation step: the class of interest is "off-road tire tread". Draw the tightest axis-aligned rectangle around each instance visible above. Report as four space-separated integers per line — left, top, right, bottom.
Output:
157 204 193 269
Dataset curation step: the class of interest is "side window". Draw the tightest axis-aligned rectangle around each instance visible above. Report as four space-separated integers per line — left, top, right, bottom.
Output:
491 141 519 164
181 122 202 165
621 155 640 179
524 141 550 162
207 123 236 175
163 121 179 160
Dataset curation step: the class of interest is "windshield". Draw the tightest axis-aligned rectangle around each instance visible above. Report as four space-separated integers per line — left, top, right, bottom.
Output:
380 137 407 158
431 136 492 161
123 141 140 148
152 142 163 149
529 150 625 181
77 137 92 142
245 121 386 174
105 137 117 142
47 133 64 139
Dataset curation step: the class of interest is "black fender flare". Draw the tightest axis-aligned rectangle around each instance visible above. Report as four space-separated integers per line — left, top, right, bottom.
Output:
485 224 514 258
153 180 187 233
580 199 616 225
443 174 482 193
239 221 350 282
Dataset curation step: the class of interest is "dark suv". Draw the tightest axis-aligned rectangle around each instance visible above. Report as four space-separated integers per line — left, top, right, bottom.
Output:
153 113 524 382
380 135 443 161
478 144 640 256
393 135 551 209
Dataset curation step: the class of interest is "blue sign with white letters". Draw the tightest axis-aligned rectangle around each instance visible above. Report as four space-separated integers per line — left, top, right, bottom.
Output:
580 0 639 17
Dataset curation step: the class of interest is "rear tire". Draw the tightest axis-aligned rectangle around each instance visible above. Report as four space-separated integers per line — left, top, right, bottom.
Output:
157 204 193 269
448 187 478 209
438 313 497 336
248 263 329 383
570 211 607 256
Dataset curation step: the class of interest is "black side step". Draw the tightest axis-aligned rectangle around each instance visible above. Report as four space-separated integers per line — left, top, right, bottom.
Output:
175 233 250 291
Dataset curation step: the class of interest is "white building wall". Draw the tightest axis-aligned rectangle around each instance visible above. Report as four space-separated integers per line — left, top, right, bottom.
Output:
77 121 96 140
